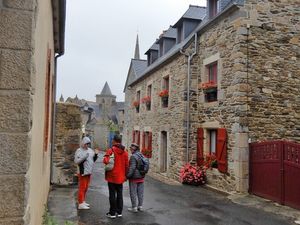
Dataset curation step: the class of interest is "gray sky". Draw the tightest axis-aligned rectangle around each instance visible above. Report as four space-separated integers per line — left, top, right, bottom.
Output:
57 0 206 102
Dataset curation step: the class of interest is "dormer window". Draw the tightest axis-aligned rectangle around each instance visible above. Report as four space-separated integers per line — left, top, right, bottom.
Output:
209 0 221 18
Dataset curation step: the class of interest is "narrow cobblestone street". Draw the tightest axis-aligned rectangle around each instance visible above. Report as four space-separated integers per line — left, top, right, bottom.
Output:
76 157 295 225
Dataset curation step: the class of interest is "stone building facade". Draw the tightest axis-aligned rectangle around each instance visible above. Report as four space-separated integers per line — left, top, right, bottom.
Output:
124 0 299 194
0 0 66 224
53 103 82 185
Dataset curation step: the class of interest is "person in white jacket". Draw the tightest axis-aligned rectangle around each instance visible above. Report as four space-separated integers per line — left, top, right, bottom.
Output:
74 136 99 209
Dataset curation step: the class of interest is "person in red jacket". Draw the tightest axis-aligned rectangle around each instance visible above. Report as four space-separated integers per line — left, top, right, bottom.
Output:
103 135 129 219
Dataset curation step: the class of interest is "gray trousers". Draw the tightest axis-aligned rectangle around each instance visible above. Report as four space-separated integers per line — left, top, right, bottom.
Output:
129 181 144 207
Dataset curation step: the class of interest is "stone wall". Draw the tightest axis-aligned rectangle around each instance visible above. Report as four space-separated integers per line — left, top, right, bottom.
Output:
53 103 82 185
0 0 56 224
124 54 189 180
243 1 300 142
191 7 246 192
124 1 299 194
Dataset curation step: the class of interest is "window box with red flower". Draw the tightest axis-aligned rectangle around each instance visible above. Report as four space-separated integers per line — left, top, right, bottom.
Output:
141 96 151 110
159 89 169 107
200 81 217 102
203 153 218 169
132 100 140 112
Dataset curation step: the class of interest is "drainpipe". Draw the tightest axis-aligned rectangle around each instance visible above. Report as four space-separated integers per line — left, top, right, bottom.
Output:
50 53 63 184
180 33 198 163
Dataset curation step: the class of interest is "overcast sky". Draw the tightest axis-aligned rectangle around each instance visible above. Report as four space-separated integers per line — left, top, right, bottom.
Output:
57 0 206 102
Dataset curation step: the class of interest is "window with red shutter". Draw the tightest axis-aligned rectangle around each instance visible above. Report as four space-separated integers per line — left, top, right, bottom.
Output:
137 131 140 145
197 128 204 166
216 128 227 173
205 62 218 102
142 132 145 151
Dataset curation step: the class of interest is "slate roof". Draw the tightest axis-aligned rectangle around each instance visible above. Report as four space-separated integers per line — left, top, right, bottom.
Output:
131 59 147 78
174 5 206 27
157 27 177 41
145 42 159 54
100 82 113 95
128 3 244 87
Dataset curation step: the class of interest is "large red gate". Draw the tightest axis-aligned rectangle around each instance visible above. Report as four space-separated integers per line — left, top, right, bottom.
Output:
250 141 300 210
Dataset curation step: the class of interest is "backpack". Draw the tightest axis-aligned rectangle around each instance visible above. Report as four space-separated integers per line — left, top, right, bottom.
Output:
135 153 149 175
104 151 115 172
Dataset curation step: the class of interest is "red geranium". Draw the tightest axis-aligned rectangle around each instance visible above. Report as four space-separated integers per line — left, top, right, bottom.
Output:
132 100 140 107
179 163 206 186
141 96 151 104
159 89 169 97
200 81 217 89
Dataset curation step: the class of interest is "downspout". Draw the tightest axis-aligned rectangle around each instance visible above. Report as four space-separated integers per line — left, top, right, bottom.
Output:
180 33 198 163
50 53 63 184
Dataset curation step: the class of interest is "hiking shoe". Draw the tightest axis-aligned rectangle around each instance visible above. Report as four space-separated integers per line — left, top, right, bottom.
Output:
106 212 116 219
128 207 138 213
117 214 122 218
78 203 90 210
137 206 143 211
83 201 90 207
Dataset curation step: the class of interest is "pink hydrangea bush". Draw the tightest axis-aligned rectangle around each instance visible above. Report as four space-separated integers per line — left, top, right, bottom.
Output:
179 163 207 186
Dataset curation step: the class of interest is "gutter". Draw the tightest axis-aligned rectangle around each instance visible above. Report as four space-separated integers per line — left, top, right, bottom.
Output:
180 33 197 163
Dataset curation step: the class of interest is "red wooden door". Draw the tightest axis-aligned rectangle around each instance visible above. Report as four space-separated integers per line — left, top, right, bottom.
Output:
283 142 300 209
249 141 283 203
250 140 300 210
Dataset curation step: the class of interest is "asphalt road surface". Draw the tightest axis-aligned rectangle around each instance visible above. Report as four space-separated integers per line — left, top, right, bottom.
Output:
77 158 294 225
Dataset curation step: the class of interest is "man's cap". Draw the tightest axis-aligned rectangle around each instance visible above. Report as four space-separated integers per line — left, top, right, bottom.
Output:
82 136 91 145
130 143 139 149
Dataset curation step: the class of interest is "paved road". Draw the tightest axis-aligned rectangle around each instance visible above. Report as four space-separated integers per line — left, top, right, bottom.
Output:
77 158 294 225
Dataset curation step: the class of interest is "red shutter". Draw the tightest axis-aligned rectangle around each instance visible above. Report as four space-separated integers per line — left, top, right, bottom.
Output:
148 132 152 158
149 132 152 150
132 130 135 143
142 132 145 152
197 128 204 166
217 128 227 173
137 131 140 145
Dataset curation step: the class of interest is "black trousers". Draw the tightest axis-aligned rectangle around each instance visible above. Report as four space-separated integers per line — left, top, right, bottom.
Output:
108 182 123 215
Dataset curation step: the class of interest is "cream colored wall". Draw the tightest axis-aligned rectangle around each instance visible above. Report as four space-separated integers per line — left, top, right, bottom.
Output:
25 0 55 224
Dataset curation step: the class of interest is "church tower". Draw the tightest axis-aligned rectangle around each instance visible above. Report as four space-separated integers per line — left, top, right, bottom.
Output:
96 82 116 108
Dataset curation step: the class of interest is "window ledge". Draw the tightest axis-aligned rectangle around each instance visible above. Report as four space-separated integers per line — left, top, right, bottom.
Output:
203 101 218 107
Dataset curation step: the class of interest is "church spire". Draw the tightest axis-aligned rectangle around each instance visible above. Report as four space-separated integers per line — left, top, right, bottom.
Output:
134 34 140 59
100 82 113 96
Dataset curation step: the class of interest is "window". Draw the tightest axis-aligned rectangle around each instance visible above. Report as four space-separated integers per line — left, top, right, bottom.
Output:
146 84 152 111
209 130 217 154
136 91 140 113
197 128 227 173
142 131 152 158
161 76 169 108
209 0 221 18
132 130 140 145
204 62 218 102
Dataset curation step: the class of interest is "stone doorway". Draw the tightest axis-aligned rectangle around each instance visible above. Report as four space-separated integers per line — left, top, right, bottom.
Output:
160 131 168 172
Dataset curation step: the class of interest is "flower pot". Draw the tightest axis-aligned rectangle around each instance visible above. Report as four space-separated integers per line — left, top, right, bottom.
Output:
203 87 217 93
